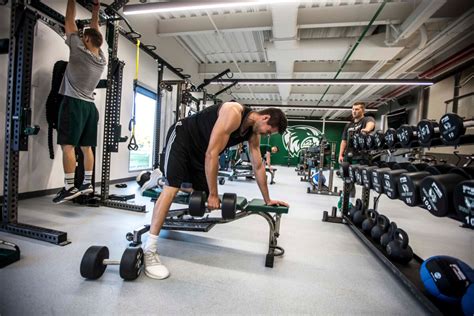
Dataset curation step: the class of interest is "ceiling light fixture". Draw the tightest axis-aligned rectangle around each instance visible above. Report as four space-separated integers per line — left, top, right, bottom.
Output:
209 79 433 86
123 0 313 15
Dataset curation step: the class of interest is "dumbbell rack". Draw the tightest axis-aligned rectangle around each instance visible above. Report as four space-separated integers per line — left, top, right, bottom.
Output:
323 177 464 315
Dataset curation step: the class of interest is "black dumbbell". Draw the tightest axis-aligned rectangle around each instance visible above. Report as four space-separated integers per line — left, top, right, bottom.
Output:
374 130 385 149
218 177 226 185
386 228 414 264
189 191 237 219
397 164 456 207
365 133 376 150
382 168 409 199
454 180 474 228
354 165 365 186
396 125 418 148
370 215 390 243
357 133 367 150
420 167 474 217
361 165 378 189
417 119 443 147
439 113 474 145
348 164 360 183
384 128 398 148
380 222 398 248
370 167 391 193
80 246 143 281
398 171 432 206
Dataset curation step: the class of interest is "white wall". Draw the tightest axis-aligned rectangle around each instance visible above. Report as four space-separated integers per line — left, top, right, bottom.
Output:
0 3 198 194
426 74 474 154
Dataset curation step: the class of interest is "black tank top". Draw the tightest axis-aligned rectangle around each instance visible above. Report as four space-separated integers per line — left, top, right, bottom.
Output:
182 104 253 156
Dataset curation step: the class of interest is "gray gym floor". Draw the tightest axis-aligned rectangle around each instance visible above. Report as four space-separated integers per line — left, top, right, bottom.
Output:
1 166 473 315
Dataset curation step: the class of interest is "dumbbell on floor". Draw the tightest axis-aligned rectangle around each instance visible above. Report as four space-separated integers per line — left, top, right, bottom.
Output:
189 191 237 219
80 246 143 281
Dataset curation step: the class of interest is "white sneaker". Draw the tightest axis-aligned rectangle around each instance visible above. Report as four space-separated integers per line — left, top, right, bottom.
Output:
144 251 170 280
140 169 165 194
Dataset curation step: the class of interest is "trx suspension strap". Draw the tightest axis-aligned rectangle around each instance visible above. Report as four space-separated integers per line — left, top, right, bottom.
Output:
128 39 140 151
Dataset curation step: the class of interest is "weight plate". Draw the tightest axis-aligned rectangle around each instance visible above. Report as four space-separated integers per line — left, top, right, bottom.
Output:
119 247 144 281
454 180 474 228
384 128 398 148
417 120 438 144
221 193 237 219
440 113 465 143
398 172 430 206
80 246 109 280
189 191 206 217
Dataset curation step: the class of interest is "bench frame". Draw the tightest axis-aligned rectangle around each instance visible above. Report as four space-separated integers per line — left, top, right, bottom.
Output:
126 208 284 267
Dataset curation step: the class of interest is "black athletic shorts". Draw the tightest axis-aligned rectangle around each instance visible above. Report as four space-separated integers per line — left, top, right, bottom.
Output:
57 96 99 146
160 122 209 194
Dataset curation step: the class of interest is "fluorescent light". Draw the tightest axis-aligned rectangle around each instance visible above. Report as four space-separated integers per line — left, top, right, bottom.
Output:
124 0 312 15
209 79 433 86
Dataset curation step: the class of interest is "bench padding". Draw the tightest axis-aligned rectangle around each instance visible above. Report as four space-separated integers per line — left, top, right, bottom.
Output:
246 199 289 214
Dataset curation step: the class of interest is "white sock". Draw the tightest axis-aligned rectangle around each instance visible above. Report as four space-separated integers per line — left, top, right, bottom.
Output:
83 171 93 185
145 233 158 253
64 173 75 190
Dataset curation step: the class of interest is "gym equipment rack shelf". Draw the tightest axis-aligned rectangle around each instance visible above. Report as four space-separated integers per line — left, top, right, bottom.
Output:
323 165 467 315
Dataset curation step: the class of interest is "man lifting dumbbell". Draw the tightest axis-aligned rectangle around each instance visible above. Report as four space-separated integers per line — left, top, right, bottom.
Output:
338 102 375 163
144 102 289 279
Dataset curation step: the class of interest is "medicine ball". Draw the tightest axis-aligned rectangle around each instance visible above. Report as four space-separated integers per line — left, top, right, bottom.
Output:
420 256 474 304
136 171 151 187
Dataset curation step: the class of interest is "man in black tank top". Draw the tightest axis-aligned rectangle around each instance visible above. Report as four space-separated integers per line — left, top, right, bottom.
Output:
144 102 289 280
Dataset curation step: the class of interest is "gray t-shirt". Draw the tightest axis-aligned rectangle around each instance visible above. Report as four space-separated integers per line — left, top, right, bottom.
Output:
59 33 106 101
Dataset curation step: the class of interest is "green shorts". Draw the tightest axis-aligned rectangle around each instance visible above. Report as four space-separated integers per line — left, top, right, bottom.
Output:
57 96 99 146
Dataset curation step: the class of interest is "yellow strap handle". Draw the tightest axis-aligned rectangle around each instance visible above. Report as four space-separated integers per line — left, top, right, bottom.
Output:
134 39 140 81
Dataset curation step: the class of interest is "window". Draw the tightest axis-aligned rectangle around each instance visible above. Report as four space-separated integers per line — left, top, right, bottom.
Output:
129 86 158 172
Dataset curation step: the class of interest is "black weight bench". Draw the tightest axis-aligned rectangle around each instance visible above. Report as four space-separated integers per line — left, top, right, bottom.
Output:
126 198 288 267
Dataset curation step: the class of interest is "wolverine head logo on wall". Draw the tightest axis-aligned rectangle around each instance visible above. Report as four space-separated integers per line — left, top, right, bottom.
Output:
282 125 323 158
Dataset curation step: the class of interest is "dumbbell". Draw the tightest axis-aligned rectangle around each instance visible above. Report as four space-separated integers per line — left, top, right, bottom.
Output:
361 165 379 189
420 167 474 217
348 164 360 183
439 113 474 145
374 130 385 149
357 133 367 150
454 180 474 228
188 191 237 219
417 119 443 147
365 133 376 150
397 164 456 207
353 165 366 186
386 228 414 264
370 167 391 193
370 215 390 244
351 134 360 150
384 128 398 148
80 246 143 281
381 167 409 199
396 125 418 148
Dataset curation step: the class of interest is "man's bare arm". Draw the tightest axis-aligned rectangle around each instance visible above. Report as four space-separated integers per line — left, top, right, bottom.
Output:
339 140 347 163
205 104 242 208
90 1 100 31
65 0 78 35
248 134 271 203
361 121 375 133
